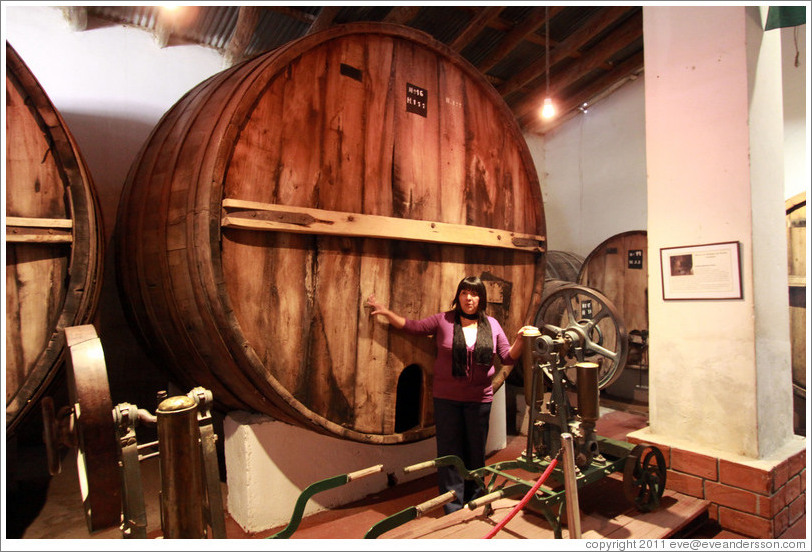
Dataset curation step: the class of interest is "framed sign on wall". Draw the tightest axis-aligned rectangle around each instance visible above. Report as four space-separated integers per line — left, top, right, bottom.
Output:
660 241 742 300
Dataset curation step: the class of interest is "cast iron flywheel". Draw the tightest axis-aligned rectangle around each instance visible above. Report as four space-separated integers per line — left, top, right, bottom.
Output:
534 283 629 390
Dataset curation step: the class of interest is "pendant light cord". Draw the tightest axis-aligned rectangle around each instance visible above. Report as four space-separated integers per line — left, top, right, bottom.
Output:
545 5 550 96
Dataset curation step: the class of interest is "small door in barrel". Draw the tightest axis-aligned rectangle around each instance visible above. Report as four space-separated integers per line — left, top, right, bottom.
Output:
786 192 805 435
578 231 648 370
116 24 546 444
5 42 104 433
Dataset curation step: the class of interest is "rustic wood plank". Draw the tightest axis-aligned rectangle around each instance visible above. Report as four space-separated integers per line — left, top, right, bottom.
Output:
449 6 504 52
6 216 73 243
388 36 446 435
215 53 314 418
223 6 261 66
6 216 73 228
351 35 396 434
222 199 545 252
476 7 564 73
381 487 708 539
498 6 633 98
5 230 73 243
309 36 366 425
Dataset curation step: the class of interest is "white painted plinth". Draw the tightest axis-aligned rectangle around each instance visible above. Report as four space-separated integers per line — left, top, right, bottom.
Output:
224 386 507 534
486 383 507 453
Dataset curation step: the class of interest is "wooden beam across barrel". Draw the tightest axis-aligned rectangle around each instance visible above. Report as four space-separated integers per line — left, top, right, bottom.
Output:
116 23 546 444
6 216 74 243
221 198 546 252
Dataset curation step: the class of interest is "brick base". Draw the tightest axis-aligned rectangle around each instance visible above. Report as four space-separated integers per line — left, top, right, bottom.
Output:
628 437 806 538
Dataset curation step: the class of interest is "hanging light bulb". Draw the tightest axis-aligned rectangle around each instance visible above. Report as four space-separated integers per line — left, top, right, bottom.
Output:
541 97 555 119
540 6 555 120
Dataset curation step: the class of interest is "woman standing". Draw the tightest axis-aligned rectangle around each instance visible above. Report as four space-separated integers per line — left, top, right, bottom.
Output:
366 276 532 513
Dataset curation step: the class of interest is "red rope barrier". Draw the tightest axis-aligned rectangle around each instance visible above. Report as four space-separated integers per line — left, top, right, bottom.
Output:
482 458 559 539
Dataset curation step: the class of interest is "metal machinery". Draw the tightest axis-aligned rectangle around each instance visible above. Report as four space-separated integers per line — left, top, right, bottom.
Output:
41 325 225 538
270 283 667 539
44 282 667 540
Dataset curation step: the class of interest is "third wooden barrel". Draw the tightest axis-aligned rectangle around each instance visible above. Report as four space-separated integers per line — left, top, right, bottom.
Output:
578 231 648 368
116 24 546 444
786 192 805 434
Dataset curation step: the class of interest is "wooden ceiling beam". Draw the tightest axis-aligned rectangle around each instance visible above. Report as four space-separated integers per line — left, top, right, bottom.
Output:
224 7 262 66
306 6 342 35
477 6 565 74
61 7 87 31
153 8 174 48
550 12 642 93
498 6 634 98
449 6 504 51
383 6 422 25
512 10 643 122
267 6 315 24
520 51 644 134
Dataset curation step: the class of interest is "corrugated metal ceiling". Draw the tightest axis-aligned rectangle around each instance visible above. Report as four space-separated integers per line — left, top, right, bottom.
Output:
76 5 644 134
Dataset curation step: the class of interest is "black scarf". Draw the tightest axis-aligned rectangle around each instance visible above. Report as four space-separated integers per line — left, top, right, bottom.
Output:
451 312 494 378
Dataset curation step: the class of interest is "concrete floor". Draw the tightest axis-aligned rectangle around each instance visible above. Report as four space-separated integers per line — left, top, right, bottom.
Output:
5 404 804 541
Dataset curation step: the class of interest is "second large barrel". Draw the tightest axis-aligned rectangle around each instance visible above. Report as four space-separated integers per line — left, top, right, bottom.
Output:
116 23 546 444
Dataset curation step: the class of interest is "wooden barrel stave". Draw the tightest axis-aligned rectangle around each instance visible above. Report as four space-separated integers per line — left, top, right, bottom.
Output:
117 24 545 444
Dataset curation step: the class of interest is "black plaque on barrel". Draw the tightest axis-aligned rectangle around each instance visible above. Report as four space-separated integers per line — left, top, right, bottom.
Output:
628 249 643 269
406 83 427 117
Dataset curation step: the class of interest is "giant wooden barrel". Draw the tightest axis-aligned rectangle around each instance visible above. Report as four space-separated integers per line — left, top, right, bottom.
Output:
786 192 805 434
116 24 546 444
5 42 104 433
578 231 648 369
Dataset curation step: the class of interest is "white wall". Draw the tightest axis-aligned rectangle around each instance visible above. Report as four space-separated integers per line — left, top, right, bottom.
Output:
526 76 648 257
781 23 808 200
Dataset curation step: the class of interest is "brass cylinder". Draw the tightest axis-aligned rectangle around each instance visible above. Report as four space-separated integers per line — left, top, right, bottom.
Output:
157 395 205 538
576 362 600 423
521 327 542 451
521 327 542 396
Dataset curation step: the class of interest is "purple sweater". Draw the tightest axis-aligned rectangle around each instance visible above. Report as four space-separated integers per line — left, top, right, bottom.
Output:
402 311 515 403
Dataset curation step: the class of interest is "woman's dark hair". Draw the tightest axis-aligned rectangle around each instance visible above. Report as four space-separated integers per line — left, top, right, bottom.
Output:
451 276 488 319
450 276 493 376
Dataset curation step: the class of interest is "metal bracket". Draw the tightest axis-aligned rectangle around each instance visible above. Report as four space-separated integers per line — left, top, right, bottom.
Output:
113 402 148 539
187 387 226 539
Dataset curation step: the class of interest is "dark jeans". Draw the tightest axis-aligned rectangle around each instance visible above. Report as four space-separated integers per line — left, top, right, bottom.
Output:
433 397 491 513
